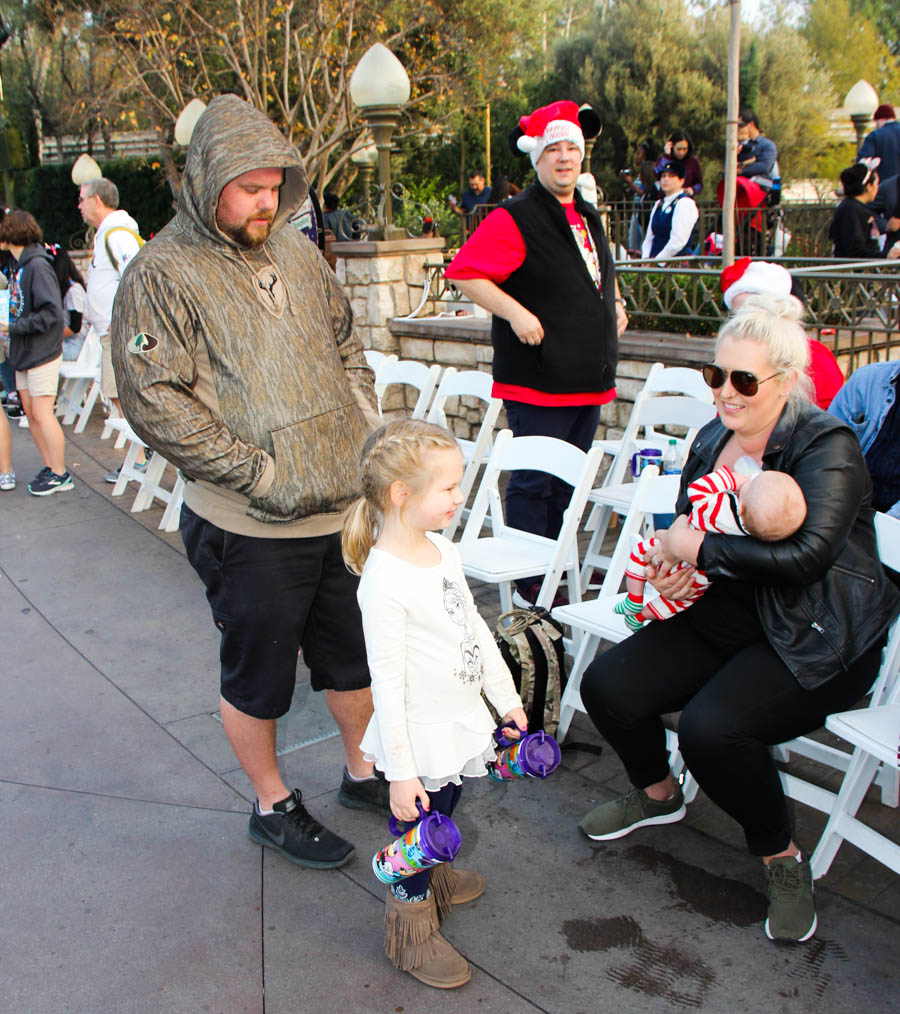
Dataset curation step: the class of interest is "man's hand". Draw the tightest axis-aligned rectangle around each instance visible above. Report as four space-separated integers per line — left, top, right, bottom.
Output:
510 306 544 345
615 301 628 337
886 216 900 232
390 777 430 822
888 244 900 260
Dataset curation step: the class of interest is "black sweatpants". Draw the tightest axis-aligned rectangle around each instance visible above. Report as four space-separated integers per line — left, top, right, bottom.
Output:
579 580 883 855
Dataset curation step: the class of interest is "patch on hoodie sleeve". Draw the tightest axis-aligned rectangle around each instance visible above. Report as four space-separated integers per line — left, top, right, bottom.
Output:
127 332 160 355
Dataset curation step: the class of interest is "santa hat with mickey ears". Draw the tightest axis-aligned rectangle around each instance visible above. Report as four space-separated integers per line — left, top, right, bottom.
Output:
508 101 602 169
720 257 792 309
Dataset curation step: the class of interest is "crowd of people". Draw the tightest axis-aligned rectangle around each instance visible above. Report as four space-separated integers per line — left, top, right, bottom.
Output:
1 91 899 993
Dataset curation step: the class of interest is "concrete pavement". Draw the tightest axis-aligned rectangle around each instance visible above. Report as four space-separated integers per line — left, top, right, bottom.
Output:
1 415 898 1014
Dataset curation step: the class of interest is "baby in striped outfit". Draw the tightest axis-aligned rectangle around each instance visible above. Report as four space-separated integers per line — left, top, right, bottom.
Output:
614 464 807 631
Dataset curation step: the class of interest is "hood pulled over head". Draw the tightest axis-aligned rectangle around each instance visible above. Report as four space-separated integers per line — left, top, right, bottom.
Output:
177 95 308 248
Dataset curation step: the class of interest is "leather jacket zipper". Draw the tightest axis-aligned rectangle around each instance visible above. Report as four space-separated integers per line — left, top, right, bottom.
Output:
808 618 848 671
832 563 875 584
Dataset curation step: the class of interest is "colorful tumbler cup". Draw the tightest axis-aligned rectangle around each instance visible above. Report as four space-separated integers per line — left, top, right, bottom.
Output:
372 803 462 884
488 726 562 782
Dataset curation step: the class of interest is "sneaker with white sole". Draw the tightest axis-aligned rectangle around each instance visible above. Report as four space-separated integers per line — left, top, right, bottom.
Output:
248 788 355 869
28 469 74 496
0 472 15 491
764 854 817 942
580 784 686 841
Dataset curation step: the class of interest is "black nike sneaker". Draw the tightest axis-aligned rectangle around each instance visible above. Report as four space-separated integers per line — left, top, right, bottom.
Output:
248 788 355 869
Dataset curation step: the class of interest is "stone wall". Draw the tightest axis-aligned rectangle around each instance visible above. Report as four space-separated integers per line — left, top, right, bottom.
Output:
333 237 446 355
389 314 715 445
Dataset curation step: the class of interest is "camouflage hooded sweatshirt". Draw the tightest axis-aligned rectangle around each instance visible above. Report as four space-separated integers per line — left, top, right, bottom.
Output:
110 95 377 536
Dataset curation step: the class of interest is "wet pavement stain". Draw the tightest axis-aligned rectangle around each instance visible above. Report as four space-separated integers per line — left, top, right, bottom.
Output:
786 938 848 999
607 937 716 1009
561 915 644 952
561 915 716 1009
624 843 766 927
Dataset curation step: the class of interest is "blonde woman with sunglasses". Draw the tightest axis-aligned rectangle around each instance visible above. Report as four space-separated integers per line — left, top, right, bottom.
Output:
577 294 900 944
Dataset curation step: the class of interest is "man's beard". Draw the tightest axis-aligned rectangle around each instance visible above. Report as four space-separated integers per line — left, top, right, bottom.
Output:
221 216 273 249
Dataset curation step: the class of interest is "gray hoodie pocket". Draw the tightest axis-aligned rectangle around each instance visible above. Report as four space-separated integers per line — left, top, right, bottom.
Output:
246 400 368 523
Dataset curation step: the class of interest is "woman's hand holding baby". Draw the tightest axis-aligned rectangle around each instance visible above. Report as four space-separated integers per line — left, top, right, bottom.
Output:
390 777 430 821
645 517 702 600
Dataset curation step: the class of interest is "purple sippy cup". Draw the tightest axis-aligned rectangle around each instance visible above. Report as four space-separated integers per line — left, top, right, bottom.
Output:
372 802 462 884
488 724 562 782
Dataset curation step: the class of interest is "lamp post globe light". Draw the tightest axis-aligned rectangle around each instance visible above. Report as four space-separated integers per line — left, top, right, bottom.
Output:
845 79 879 156
350 43 410 240
71 153 102 185
350 133 379 221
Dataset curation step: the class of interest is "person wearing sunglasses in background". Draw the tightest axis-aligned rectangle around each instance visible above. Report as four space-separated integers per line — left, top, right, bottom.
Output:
577 293 899 944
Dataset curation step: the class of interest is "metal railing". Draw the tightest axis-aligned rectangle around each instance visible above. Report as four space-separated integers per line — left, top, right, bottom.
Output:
464 199 836 259
616 260 900 371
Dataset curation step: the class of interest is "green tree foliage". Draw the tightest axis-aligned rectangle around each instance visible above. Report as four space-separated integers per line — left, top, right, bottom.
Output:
803 0 900 98
544 0 835 197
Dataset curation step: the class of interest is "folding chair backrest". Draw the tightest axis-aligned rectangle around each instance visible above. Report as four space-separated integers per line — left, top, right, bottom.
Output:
427 367 503 539
606 393 717 487
871 512 900 706
460 430 603 546
595 467 682 598
364 349 393 371
374 358 441 419
644 363 714 403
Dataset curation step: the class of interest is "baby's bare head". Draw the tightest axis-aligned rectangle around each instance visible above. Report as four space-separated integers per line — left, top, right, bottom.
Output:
738 471 807 541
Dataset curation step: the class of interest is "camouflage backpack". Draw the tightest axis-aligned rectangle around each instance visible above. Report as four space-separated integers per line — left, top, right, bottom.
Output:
494 607 567 737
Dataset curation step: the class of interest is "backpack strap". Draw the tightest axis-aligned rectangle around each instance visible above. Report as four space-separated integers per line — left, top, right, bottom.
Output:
104 226 145 276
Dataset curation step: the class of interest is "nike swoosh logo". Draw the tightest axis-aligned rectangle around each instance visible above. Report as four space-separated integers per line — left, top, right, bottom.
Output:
268 828 286 846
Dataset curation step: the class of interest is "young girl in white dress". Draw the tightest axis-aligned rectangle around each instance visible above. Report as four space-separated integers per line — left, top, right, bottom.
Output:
342 419 526 991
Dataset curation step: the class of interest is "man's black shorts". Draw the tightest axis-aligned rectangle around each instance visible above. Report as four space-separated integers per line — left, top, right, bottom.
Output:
181 505 370 719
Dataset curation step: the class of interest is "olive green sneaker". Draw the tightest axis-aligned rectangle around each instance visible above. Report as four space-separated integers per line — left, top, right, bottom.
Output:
764 854 817 942
579 785 686 841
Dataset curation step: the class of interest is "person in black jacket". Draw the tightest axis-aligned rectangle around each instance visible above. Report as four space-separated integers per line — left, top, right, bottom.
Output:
0 210 71 495
829 159 900 260
577 294 900 943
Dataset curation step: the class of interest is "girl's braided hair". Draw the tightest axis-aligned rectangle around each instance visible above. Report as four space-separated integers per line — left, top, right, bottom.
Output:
341 418 460 575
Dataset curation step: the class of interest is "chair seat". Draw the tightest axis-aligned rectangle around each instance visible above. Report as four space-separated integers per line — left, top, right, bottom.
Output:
588 481 638 513
553 594 634 642
458 534 574 583
826 705 900 768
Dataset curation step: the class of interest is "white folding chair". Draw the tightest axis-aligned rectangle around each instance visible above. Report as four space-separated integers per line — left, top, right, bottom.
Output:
373 358 441 419
811 675 900 878
425 367 502 540
56 328 102 428
363 349 391 371
457 429 605 614
552 467 682 740
580 390 716 591
103 416 174 513
159 473 186 532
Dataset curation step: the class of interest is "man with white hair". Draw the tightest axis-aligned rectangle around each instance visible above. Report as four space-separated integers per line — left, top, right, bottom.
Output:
78 177 144 480
445 100 627 606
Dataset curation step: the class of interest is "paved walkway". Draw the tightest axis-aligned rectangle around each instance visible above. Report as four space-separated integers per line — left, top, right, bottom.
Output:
1 414 898 1014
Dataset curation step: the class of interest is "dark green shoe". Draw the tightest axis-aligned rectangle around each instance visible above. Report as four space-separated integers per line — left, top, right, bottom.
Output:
579 785 686 841
764 855 817 942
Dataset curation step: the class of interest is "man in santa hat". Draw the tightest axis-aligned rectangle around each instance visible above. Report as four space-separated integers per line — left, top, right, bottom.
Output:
445 100 627 607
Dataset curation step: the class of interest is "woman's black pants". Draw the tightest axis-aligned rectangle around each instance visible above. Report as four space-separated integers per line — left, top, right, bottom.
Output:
579 582 883 856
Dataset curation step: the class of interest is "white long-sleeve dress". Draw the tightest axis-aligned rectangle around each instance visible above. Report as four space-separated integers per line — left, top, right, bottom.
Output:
357 532 523 790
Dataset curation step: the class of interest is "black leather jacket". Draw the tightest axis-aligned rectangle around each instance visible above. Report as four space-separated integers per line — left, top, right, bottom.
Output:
680 402 900 689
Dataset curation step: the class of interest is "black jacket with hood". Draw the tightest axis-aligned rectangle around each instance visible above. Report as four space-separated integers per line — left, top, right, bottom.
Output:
683 402 900 689
7 244 64 372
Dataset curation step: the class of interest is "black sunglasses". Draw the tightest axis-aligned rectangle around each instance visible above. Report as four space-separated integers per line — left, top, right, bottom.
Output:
701 363 784 397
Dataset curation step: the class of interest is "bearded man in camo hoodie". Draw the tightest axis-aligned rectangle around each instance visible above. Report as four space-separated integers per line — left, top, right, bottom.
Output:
111 95 388 870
